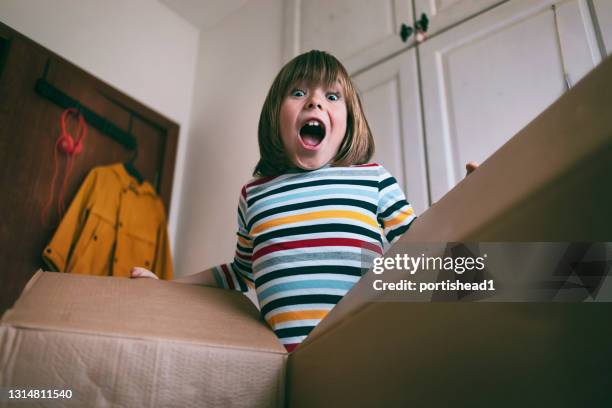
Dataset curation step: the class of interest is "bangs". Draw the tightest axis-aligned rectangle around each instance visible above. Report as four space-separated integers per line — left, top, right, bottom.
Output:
279 51 349 94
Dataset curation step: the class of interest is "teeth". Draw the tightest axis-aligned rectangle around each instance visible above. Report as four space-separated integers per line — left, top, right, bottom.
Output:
307 121 321 127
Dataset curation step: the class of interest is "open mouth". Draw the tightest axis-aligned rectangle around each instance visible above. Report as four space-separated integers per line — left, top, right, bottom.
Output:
299 120 326 148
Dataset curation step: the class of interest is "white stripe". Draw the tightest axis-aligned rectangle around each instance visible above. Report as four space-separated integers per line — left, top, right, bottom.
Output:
248 171 379 201
254 245 370 266
259 288 348 307
280 335 308 345
252 186 378 214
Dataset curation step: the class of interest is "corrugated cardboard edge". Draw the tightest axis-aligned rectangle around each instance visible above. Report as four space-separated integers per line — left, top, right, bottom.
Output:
1 272 287 356
0 269 43 324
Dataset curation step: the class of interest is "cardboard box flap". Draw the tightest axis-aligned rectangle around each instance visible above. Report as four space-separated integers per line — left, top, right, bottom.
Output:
2 271 286 354
287 303 612 407
301 55 612 346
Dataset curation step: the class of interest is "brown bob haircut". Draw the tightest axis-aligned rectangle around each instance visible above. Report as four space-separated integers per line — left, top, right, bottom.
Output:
254 50 374 176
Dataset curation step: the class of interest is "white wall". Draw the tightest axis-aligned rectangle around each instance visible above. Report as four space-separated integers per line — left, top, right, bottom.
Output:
175 0 284 275
0 0 199 259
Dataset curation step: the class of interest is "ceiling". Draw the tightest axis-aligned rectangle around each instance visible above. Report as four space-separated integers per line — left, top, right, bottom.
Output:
159 0 250 30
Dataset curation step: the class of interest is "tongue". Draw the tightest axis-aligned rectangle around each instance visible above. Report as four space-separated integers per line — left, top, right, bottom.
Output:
301 133 322 146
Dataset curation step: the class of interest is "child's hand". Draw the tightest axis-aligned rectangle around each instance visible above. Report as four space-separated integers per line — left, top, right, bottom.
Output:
465 161 479 176
130 267 159 280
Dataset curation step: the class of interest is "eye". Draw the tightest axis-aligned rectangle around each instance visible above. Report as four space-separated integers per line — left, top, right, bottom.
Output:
327 93 340 101
291 89 306 97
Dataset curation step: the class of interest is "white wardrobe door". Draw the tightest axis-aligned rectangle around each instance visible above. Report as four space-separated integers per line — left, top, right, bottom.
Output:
555 0 603 84
288 0 414 74
419 0 600 202
414 0 507 37
353 49 429 215
592 0 612 55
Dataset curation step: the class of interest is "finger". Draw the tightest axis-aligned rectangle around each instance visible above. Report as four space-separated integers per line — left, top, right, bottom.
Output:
465 161 479 175
130 267 149 278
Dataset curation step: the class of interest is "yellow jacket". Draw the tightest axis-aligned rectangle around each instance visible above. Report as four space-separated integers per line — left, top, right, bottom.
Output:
43 163 173 279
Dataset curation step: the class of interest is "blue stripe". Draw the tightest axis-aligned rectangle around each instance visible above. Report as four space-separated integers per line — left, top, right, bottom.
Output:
259 279 356 301
379 189 405 212
212 267 225 288
250 187 377 215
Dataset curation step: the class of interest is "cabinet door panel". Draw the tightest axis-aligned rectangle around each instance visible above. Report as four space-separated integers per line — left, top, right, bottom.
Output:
415 0 506 37
353 49 429 214
592 0 612 55
419 0 599 202
556 0 603 85
289 0 413 74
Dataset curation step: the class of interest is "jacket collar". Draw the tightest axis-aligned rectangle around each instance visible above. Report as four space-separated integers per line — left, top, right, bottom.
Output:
111 163 156 196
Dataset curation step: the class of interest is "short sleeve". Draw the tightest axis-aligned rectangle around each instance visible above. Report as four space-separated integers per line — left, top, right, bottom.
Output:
377 165 417 245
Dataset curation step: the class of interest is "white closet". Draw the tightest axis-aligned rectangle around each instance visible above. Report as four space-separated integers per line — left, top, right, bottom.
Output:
286 0 607 210
419 0 601 202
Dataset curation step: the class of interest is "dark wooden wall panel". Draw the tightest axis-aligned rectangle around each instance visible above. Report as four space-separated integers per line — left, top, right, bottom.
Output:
0 21 180 315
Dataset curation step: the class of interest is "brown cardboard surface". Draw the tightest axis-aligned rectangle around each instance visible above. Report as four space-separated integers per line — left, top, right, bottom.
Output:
1 271 286 407
2 271 283 353
288 56 612 406
288 303 612 407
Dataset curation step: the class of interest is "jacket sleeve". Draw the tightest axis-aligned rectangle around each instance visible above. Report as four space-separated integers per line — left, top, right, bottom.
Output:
377 165 417 245
153 207 174 280
212 185 253 292
42 168 98 271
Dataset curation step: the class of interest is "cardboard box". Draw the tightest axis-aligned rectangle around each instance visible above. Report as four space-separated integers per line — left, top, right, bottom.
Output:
2 57 612 407
0 271 286 407
287 55 612 406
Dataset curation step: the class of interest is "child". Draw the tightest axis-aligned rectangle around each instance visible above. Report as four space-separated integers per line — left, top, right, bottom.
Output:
133 50 472 352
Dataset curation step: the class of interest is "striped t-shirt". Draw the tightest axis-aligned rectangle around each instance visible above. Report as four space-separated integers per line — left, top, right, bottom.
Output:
213 163 416 352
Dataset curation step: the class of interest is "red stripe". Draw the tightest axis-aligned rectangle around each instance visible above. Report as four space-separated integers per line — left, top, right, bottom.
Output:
352 163 379 167
253 238 382 261
241 185 247 200
285 343 299 352
236 251 252 261
247 175 277 188
221 264 235 290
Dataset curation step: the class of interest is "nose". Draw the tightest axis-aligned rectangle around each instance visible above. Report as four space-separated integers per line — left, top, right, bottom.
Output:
305 93 323 110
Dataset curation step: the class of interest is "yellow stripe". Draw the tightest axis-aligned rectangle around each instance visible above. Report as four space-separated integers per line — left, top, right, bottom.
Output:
384 207 414 228
237 235 251 246
252 210 378 234
267 310 329 326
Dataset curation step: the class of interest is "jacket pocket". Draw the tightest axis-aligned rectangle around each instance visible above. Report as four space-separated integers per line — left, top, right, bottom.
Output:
126 231 157 271
68 209 115 275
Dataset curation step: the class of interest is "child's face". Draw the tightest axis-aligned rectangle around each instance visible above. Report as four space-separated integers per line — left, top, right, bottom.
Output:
279 80 347 170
